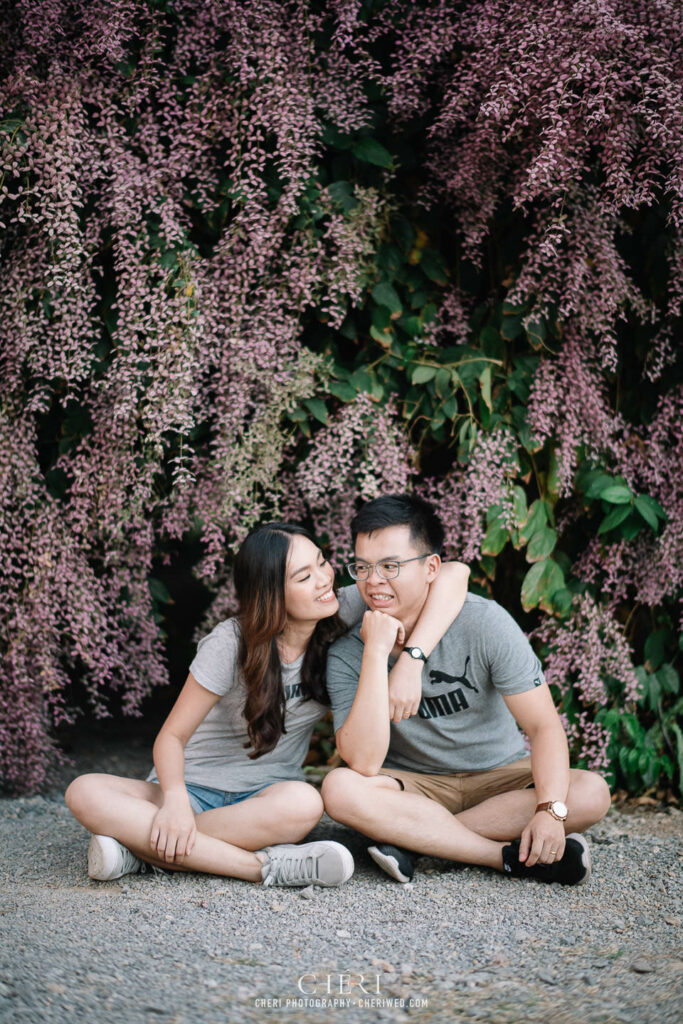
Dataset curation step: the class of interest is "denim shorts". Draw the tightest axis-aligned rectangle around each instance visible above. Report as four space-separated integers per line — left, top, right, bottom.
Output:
151 780 270 814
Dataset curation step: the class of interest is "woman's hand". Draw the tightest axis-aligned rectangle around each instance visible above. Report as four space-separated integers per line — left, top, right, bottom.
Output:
360 610 406 658
388 655 423 723
149 791 197 863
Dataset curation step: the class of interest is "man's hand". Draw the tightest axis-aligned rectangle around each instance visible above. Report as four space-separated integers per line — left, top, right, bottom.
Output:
149 791 197 863
388 654 423 723
359 610 405 659
518 811 566 867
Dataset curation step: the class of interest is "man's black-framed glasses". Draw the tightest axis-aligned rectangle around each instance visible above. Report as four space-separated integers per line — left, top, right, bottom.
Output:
345 554 431 581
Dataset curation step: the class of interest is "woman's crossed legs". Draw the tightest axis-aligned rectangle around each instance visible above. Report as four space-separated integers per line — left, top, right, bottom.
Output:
65 773 324 882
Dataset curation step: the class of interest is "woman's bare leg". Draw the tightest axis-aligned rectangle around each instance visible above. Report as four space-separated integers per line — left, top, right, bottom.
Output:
65 774 324 881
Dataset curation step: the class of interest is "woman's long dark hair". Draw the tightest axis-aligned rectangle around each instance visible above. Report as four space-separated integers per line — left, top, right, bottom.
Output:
233 522 347 759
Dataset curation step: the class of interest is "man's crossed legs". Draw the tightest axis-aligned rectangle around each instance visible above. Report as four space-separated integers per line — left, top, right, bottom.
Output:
321 757 611 885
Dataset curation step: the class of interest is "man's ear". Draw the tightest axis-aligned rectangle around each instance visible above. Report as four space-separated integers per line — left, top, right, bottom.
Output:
426 553 441 582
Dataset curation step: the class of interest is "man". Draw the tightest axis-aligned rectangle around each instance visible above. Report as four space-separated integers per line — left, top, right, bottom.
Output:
322 493 611 885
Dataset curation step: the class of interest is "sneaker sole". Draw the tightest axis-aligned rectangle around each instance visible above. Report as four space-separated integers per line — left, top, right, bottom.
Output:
87 834 121 881
367 845 413 883
316 841 355 886
566 832 592 886
87 834 142 881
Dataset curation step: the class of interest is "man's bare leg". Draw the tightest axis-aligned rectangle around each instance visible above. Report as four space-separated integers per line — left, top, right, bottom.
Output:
456 768 611 840
321 768 506 870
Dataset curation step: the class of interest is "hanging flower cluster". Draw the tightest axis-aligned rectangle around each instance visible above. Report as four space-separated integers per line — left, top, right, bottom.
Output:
292 393 417 566
0 0 386 790
1 1 682 793
383 0 683 370
531 594 640 770
422 426 520 562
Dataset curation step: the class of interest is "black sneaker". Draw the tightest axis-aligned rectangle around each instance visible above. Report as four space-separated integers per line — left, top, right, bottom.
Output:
367 843 417 883
501 832 591 886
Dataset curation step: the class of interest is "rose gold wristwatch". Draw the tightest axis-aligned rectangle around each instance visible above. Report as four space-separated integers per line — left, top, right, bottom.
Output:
536 800 568 821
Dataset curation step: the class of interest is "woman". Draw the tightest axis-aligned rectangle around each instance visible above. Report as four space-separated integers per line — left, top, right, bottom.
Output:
65 522 469 888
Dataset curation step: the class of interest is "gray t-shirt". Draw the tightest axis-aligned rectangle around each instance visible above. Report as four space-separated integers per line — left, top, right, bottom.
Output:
147 586 366 793
326 593 545 774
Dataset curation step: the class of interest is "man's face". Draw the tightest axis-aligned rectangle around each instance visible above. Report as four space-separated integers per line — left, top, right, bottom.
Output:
353 524 440 626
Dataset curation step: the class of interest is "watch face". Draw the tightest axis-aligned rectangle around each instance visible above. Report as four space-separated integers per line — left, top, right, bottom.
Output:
410 649 421 659
553 801 568 818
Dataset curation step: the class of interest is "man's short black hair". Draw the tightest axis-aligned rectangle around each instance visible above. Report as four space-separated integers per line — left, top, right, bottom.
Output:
351 492 445 556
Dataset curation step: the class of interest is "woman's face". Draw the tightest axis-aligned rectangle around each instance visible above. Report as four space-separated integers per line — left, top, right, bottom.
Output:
283 534 338 624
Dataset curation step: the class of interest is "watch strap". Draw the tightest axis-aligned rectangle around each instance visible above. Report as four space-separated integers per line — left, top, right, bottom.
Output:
536 800 567 821
402 646 427 663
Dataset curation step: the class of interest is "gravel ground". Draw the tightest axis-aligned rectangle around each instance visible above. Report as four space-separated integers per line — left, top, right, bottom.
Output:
1 735 681 1024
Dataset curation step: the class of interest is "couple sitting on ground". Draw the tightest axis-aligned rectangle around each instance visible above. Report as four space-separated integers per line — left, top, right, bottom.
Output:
66 493 611 889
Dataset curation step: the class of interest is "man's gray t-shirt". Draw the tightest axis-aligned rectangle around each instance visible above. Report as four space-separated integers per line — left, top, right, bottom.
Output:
326 593 544 774
147 586 366 793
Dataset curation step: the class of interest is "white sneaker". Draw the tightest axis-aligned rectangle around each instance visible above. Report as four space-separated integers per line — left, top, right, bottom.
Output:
259 840 354 887
87 834 144 881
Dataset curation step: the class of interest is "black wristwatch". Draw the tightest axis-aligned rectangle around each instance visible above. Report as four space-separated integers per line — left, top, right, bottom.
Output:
402 646 427 663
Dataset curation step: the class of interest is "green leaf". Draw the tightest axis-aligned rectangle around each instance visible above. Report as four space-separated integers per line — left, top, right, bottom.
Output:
600 484 633 504
479 365 492 411
398 315 422 336
644 632 665 672
481 515 509 556
442 395 457 418
620 514 643 541
411 365 437 384
634 494 664 531
512 486 528 527
500 316 523 341
584 472 616 500
372 304 392 331
371 282 403 318
327 180 357 212
480 325 505 360
149 578 173 604
419 250 448 285
159 251 178 270
479 554 496 580
329 381 356 402
598 503 632 534
369 324 393 347
525 318 546 348
526 525 557 562
670 722 683 789
636 493 667 520
519 499 548 544
502 299 527 315
521 559 566 612
656 664 679 696
351 368 372 391
351 137 393 168
648 677 662 713
435 368 452 399
304 398 328 424
546 451 561 499
551 588 574 617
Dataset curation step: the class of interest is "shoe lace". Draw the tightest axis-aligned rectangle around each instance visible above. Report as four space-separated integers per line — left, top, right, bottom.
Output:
263 851 318 887
119 845 142 874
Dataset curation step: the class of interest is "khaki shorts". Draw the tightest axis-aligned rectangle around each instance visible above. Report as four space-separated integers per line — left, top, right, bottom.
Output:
378 756 534 814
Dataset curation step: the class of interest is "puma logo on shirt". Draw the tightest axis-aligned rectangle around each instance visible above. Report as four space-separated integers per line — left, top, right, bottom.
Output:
417 657 476 719
428 657 477 692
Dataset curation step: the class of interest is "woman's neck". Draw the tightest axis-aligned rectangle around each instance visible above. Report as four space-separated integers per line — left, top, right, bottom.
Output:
277 619 317 663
